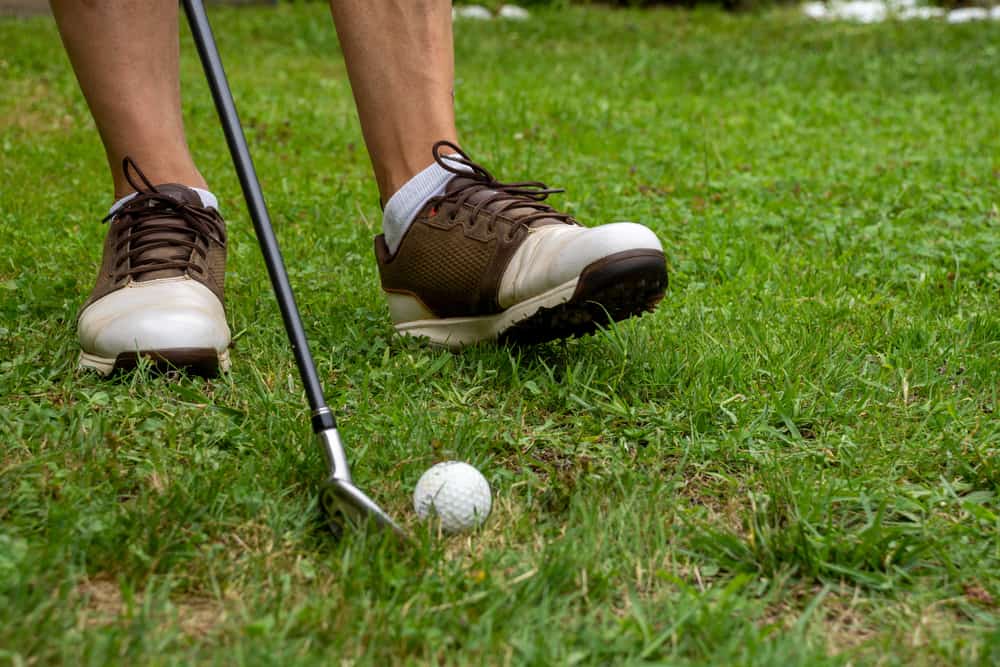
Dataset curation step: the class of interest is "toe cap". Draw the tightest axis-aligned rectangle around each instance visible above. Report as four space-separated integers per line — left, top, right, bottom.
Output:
551 222 662 282
79 277 230 358
500 222 663 307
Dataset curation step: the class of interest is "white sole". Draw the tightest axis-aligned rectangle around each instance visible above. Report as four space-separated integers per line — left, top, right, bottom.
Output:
78 348 231 377
391 248 669 349
393 277 579 349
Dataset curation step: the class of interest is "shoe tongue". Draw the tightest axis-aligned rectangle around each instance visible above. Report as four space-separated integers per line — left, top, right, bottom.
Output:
155 183 203 207
446 177 566 229
123 184 203 282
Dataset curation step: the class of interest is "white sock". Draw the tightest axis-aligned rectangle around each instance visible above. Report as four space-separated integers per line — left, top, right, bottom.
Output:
109 187 219 216
382 154 469 255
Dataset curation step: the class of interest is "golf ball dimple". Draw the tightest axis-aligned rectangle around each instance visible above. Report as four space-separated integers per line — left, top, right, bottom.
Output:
413 461 492 533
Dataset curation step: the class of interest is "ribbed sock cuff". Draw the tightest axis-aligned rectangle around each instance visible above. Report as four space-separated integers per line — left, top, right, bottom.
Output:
109 187 219 215
382 154 468 255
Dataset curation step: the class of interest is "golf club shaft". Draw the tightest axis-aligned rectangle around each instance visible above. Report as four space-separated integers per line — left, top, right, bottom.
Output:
182 0 334 433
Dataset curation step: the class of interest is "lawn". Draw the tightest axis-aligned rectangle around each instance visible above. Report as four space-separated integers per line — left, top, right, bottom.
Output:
2 4 999 665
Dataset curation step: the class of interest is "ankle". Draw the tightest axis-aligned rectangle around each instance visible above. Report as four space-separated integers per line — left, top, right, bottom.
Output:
110 155 207 199
373 138 461 205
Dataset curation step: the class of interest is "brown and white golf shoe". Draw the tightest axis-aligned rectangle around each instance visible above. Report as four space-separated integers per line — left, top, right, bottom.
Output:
375 142 668 348
77 158 231 376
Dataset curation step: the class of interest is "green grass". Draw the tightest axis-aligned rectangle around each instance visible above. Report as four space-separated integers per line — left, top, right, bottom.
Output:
2 5 999 665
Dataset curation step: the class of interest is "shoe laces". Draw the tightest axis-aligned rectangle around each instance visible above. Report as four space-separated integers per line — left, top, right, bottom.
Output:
103 157 226 280
429 140 573 237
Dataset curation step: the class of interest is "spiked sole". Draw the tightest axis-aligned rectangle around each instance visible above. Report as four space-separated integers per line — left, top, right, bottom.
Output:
393 249 667 349
502 249 667 345
78 348 231 377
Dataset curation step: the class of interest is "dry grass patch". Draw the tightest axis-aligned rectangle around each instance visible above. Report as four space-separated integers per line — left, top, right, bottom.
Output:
76 576 228 638
76 577 122 629
761 585 983 664
0 80 78 133
676 470 747 535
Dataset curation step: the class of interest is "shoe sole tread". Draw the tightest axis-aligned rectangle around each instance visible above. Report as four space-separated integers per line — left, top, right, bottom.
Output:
501 249 667 345
394 249 667 348
78 348 230 377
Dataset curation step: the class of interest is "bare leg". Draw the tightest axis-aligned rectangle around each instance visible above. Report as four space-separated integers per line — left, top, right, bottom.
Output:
50 1 205 199
329 0 458 204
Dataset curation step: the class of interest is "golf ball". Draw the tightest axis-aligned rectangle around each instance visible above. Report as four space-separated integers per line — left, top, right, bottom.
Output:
413 461 492 533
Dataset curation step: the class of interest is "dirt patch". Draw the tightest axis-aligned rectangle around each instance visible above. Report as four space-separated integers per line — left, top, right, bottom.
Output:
76 576 227 638
173 595 227 638
676 470 746 534
817 591 880 655
759 584 878 655
761 585 976 661
77 578 122 627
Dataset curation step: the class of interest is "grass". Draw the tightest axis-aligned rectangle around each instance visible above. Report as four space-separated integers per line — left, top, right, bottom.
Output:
1 4 999 664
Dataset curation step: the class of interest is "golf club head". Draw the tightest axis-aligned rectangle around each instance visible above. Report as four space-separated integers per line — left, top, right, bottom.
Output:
321 478 408 540
317 428 407 540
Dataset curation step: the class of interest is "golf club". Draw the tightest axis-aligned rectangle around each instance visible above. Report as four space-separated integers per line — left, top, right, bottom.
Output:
181 0 406 539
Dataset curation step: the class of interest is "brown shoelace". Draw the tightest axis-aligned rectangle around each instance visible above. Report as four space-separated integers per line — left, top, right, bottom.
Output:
103 157 225 280
430 140 574 237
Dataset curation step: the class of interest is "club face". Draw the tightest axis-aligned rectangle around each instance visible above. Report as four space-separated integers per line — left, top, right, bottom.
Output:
321 478 408 540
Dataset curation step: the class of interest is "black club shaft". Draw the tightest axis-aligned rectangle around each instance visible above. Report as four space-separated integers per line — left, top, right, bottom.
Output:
182 0 334 432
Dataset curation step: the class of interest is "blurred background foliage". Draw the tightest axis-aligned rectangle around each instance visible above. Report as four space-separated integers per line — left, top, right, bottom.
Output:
467 0 996 11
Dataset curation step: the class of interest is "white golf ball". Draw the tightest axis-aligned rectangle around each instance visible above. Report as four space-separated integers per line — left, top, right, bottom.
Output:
413 461 492 533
